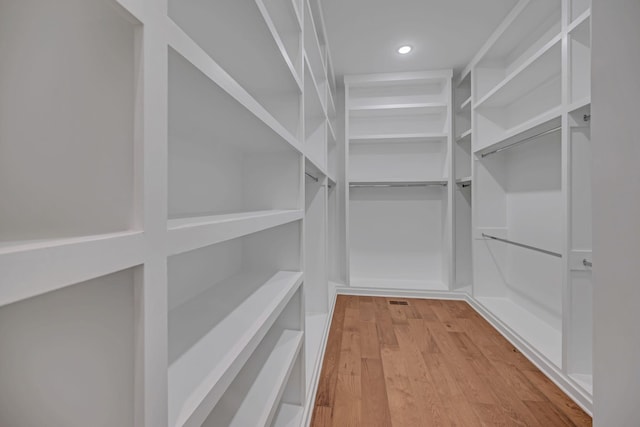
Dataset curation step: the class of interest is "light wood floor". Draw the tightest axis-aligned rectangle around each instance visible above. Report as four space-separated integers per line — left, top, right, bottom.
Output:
311 296 592 427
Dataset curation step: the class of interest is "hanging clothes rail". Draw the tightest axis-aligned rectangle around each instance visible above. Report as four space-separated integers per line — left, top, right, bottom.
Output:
481 233 562 258
481 126 561 158
349 182 447 188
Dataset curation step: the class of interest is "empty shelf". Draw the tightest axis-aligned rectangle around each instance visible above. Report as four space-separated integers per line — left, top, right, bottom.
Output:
167 210 303 255
215 329 303 427
168 270 303 427
0 231 144 307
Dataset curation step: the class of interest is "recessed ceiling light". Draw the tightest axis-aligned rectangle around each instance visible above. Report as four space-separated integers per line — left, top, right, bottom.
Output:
397 45 412 54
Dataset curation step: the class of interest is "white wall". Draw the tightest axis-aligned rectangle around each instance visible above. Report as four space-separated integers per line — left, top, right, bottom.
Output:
592 1 640 425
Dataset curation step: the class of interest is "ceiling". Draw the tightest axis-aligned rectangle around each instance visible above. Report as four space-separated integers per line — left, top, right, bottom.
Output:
321 0 519 79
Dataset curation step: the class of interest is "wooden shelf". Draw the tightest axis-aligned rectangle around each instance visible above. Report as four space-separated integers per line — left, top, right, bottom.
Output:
168 210 303 256
167 0 302 139
168 271 303 427
207 329 303 427
0 231 144 307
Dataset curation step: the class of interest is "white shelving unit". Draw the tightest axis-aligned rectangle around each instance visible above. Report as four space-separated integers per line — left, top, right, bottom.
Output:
465 0 594 412
345 71 454 291
0 0 341 425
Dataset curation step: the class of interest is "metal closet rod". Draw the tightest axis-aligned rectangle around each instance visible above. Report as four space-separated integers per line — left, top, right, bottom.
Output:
481 233 562 258
305 172 319 182
349 182 447 188
481 126 562 158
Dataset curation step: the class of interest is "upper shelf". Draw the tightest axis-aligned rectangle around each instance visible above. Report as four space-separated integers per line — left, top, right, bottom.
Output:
350 133 448 144
474 0 561 101
168 39 301 154
167 210 303 256
0 231 144 308
303 0 327 107
476 37 561 110
350 103 447 117
168 0 302 138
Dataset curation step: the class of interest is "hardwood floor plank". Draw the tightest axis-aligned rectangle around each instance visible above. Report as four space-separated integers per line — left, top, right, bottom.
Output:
380 347 424 427
311 296 592 427
332 374 361 427
311 406 333 427
361 358 392 427
359 320 381 359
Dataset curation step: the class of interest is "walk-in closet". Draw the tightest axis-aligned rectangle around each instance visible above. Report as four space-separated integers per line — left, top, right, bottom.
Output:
1 0 638 425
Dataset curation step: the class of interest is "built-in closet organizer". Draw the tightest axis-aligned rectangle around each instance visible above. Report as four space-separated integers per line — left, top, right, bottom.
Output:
465 0 593 411
345 71 454 290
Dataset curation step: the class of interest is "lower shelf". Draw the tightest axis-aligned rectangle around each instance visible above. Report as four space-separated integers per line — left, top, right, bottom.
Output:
203 329 303 427
476 296 562 368
168 270 303 427
273 403 304 427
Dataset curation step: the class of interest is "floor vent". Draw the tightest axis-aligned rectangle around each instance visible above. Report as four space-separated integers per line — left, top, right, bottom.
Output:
389 300 409 306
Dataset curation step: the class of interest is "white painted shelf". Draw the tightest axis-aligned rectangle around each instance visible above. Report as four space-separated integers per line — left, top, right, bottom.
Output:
350 179 448 186
204 329 303 427
167 210 303 256
476 296 562 368
349 133 448 144
303 0 327 109
273 403 304 427
457 129 472 142
168 271 303 427
458 96 472 113
0 231 144 307
255 0 303 91
166 19 301 154
167 0 302 137
476 36 562 109
350 102 447 116
475 109 562 155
